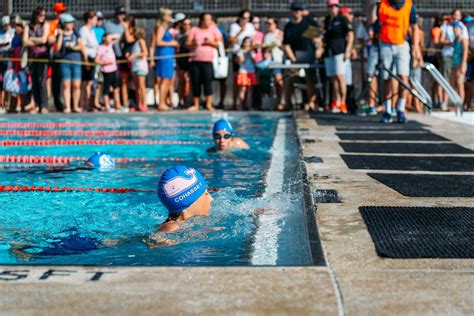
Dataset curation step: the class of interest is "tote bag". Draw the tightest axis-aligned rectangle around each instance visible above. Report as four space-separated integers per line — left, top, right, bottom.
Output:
212 42 229 79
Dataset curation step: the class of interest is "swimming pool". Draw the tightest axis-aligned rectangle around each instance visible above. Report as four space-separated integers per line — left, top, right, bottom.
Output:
0 113 314 266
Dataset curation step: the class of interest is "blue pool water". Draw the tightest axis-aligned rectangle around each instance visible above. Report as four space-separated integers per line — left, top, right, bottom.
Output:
0 113 312 266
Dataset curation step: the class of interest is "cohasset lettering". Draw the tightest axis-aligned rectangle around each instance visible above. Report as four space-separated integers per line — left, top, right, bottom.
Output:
175 182 202 202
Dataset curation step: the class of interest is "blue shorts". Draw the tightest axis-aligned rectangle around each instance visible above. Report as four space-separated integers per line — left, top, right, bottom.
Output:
272 68 282 75
155 59 174 79
60 62 82 81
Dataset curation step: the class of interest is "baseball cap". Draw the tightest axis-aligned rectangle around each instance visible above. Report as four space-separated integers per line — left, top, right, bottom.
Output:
290 2 305 11
173 12 186 23
1 16 10 25
212 119 233 134
327 0 340 6
60 13 75 24
53 2 66 13
340 7 352 15
157 165 208 214
96 11 104 20
115 6 126 15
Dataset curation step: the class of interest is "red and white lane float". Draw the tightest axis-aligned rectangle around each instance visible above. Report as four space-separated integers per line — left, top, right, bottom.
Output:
0 139 212 146
0 130 209 137
0 185 220 194
0 155 216 165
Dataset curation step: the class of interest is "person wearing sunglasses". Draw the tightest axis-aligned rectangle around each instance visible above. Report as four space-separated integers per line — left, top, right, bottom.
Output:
209 119 249 152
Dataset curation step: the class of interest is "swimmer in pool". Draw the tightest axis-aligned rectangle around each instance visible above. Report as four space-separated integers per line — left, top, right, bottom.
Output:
8 229 123 261
2 152 116 175
146 165 215 247
208 119 249 152
85 152 115 168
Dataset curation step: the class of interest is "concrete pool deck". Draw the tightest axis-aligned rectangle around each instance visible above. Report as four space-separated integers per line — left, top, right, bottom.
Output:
0 111 472 315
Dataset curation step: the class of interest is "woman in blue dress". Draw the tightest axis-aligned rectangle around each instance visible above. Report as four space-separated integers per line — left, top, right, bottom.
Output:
150 8 178 111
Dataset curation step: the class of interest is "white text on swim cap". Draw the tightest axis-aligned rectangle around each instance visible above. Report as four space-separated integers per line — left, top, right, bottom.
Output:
174 182 203 202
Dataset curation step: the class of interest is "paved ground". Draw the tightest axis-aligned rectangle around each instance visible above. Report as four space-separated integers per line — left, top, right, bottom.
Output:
296 111 473 315
0 111 472 315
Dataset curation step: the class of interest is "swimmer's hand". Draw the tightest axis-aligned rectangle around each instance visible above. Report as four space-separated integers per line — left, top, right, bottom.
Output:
144 233 176 248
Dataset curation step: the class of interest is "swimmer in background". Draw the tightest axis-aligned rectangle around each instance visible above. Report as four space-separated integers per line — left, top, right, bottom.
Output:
207 119 249 152
84 152 115 168
3 152 115 175
146 165 216 247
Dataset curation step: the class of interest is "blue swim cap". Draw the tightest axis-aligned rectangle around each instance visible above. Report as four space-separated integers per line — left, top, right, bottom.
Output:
87 152 115 168
212 119 233 134
157 165 207 214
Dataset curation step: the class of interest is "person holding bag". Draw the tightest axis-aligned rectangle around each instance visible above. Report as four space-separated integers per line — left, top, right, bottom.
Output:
186 12 223 111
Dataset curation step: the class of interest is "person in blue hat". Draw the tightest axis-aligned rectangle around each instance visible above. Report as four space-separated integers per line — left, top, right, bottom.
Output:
146 165 215 246
209 119 249 152
85 152 115 168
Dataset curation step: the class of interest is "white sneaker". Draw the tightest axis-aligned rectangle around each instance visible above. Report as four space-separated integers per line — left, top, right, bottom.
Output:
118 107 130 113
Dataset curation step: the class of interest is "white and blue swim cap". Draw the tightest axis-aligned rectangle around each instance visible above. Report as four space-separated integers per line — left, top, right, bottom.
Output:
87 152 115 169
212 119 233 134
157 165 207 214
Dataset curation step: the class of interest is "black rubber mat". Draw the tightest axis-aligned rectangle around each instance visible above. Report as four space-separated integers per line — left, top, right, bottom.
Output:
336 126 427 131
341 155 474 171
337 132 448 141
311 112 427 127
368 173 474 197
359 206 474 258
339 142 473 154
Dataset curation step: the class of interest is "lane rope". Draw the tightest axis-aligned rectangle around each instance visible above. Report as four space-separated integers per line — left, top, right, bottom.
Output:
0 155 216 165
0 139 212 146
0 185 221 194
0 122 211 128
0 130 209 137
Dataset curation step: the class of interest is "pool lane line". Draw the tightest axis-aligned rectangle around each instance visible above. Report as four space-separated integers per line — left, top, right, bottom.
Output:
251 118 288 265
0 185 221 194
0 122 212 128
0 130 210 137
0 140 212 146
0 155 217 165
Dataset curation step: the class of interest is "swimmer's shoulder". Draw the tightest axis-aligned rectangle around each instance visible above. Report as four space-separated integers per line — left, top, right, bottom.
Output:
159 220 181 233
232 137 250 150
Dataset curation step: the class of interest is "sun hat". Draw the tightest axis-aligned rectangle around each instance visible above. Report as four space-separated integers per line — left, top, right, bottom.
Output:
96 11 104 20
212 119 233 134
157 165 207 214
1 16 10 25
87 152 115 168
327 0 340 6
60 13 75 24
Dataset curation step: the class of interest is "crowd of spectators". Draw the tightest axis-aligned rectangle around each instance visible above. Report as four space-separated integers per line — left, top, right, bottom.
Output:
0 1 472 116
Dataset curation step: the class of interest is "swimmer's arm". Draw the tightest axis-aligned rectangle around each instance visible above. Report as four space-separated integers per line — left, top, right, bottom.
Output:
144 222 180 248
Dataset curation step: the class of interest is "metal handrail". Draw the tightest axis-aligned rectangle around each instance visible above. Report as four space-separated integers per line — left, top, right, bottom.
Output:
410 76 433 115
423 62 463 116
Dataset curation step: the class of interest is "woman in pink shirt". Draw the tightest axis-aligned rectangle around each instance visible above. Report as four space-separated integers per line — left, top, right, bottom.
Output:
185 12 223 111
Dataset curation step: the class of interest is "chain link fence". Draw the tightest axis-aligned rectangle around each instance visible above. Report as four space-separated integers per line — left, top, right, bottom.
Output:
6 0 474 16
